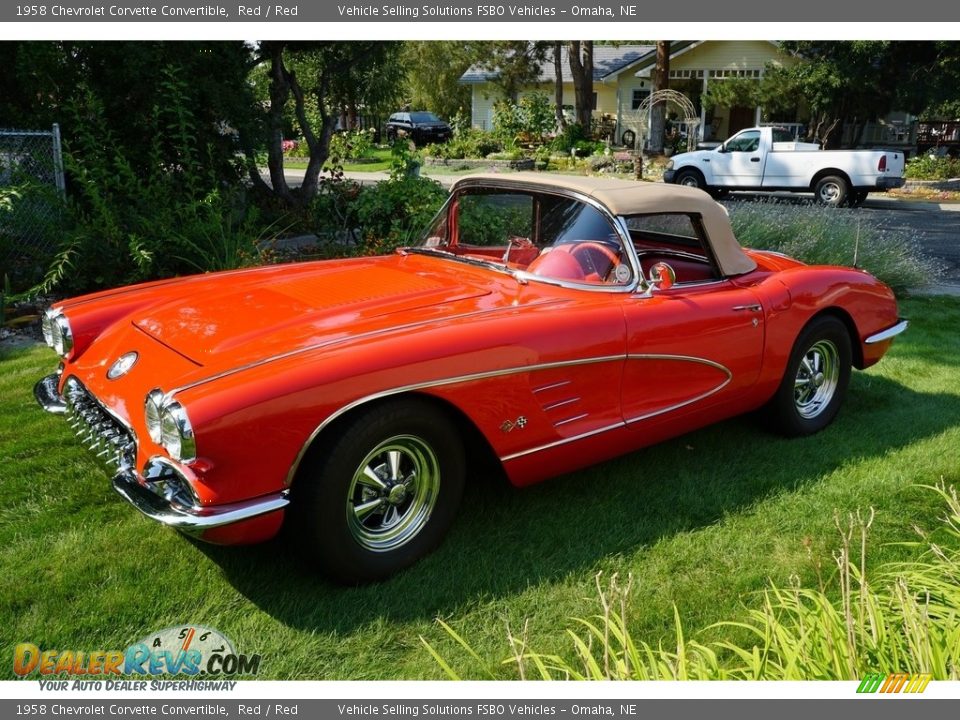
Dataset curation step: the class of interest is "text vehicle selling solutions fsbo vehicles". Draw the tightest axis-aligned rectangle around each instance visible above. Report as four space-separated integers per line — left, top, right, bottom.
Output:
34 174 907 583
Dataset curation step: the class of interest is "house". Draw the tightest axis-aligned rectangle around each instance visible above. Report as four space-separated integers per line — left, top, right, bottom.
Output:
460 41 800 146
459 44 655 137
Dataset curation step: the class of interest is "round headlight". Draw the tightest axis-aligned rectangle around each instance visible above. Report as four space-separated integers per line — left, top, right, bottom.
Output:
144 389 165 444
51 315 73 357
160 402 196 463
41 311 54 347
666 159 675 171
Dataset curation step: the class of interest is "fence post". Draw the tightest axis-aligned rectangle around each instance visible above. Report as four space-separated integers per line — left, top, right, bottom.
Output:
52 122 66 199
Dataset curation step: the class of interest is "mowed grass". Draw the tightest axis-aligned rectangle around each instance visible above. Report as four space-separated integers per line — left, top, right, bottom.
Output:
1 296 958 680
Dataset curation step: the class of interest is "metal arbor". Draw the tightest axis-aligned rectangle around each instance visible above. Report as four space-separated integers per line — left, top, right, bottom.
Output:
620 89 700 153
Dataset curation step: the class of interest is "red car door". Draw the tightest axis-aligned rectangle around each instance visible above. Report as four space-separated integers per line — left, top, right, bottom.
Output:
620 280 765 428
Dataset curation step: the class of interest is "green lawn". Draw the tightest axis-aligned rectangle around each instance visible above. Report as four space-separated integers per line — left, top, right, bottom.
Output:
285 148 393 173
2 296 958 680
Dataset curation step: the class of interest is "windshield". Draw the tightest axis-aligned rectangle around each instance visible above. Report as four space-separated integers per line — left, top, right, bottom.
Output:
415 189 635 288
410 112 442 123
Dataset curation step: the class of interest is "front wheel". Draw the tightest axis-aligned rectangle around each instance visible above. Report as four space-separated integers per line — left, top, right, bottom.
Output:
674 169 706 190
765 316 852 437
814 175 850 207
289 398 465 584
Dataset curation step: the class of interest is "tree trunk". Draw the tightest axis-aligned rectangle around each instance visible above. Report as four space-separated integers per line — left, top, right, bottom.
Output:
648 41 670 154
553 42 566 130
568 41 594 131
265 42 293 204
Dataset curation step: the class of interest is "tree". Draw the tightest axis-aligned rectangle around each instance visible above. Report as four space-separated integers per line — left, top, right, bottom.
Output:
250 41 405 208
568 41 594 130
553 42 566 130
403 41 480 120
648 41 671 154
478 41 549 103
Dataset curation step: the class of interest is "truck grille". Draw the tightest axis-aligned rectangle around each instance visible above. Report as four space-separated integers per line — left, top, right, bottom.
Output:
63 376 137 471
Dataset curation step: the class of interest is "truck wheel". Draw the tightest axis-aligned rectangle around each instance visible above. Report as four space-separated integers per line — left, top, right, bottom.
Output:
675 169 706 191
814 175 849 207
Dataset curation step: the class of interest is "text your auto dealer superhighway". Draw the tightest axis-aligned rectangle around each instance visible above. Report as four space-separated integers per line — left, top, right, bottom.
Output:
46 4 228 16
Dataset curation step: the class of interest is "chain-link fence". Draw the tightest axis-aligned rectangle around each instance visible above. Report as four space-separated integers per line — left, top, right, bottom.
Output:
0 125 66 284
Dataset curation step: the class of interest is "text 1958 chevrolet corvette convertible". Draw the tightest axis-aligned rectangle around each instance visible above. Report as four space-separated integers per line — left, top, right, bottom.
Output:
34 174 907 583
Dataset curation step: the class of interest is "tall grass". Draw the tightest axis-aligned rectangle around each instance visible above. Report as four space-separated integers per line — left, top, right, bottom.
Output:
727 202 943 294
422 484 960 680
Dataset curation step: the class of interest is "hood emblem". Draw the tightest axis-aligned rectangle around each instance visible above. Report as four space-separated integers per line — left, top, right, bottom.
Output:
107 352 139 380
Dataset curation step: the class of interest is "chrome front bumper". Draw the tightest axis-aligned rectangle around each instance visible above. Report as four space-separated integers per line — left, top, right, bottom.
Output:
35 373 289 532
112 470 289 532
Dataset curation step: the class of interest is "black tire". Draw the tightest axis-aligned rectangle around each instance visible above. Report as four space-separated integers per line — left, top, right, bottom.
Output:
765 316 852 437
288 398 465 584
386 128 397 143
675 169 706 191
621 129 636 148
814 175 850 207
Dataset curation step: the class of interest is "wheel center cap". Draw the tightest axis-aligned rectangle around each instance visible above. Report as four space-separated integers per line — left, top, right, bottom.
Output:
387 484 408 504
812 372 825 388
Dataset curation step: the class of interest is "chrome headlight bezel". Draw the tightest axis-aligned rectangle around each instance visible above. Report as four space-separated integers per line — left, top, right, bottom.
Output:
144 389 165 444
47 313 74 357
159 402 196 463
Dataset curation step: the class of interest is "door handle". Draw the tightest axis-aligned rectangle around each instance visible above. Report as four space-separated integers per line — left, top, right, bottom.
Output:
750 157 760 162
732 304 762 312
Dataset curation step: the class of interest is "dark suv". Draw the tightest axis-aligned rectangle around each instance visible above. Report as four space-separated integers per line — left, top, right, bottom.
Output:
385 111 451 145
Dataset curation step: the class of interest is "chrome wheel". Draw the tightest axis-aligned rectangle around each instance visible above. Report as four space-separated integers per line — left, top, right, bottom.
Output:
345 435 440 552
818 182 842 204
793 339 840 419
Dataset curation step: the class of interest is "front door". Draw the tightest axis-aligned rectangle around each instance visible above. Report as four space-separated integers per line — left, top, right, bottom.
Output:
711 129 764 187
620 281 765 428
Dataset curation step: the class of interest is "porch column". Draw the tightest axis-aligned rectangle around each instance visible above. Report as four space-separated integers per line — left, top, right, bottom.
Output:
700 73 708 141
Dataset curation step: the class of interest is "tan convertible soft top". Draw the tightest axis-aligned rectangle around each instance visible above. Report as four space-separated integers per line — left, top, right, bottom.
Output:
452 172 757 277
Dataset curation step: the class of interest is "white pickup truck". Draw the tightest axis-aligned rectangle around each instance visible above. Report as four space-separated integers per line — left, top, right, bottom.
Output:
663 126 905 206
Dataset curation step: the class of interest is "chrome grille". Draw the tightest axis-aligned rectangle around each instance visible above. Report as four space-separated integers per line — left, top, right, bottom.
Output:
63 376 137 470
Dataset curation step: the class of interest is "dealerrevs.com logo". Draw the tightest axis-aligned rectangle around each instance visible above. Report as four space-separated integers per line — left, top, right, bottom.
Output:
14 625 261 684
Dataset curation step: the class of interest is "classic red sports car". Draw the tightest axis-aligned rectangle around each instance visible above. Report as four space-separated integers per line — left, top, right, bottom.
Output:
35 174 907 583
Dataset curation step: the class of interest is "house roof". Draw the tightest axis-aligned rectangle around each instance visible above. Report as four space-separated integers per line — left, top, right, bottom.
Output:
459 44 656 85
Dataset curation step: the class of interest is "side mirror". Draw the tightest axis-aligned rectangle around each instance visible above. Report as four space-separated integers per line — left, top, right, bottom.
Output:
647 262 676 292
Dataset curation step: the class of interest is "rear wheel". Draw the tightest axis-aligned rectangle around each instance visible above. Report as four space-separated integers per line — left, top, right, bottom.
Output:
289 398 465 584
814 175 850 207
765 316 852 437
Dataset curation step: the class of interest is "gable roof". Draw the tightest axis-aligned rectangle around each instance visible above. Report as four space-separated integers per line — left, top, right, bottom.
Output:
459 44 656 85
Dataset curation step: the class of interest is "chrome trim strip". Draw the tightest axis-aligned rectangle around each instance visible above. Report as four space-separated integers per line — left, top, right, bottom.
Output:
501 353 732 462
283 354 626 487
542 397 580 411
168 300 565 397
500 420 625 462
532 380 571 394
865 319 908 344
112 470 288 531
623 354 732 425
553 412 589 427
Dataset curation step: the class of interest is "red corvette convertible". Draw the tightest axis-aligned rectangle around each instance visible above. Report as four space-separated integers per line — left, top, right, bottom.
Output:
35 174 907 583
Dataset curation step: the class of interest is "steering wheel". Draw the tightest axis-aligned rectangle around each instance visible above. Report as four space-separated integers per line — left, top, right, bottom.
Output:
569 242 621 278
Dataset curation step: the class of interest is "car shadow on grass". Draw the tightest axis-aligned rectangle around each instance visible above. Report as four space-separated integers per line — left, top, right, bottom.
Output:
192 370 960 635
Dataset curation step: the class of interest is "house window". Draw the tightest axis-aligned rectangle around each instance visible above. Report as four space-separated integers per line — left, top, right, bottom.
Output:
631 89 650 110
708 69 762 79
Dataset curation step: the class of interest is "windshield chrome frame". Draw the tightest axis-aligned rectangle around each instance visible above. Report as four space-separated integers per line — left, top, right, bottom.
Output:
404 179 643 295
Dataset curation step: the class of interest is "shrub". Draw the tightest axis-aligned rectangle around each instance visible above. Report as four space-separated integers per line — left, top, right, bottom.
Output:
726 201 943 294
550 123 589 153
904 154 960 181
425 129 500 160
328 128 377 163
38 70 268 294
353 175 447 255
492 100 524 151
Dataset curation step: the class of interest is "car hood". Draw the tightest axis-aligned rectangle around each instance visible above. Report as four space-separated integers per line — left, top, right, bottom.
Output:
131 256 492 367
